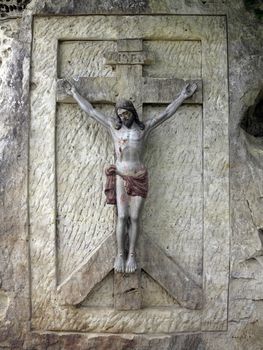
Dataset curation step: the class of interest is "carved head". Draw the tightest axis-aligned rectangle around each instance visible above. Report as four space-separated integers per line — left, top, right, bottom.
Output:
115 99 145 130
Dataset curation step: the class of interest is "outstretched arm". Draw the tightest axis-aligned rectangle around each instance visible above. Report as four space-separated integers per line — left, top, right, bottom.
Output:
66 81 114 130
145 83 197 133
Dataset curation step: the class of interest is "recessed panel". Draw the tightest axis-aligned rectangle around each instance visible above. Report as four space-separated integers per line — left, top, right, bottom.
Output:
30 15 229 333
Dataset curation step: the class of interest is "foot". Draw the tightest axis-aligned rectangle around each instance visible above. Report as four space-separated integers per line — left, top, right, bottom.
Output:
125 253 137 273
114 254 125 273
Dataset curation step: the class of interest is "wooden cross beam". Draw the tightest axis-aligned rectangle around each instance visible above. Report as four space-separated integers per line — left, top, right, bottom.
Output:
56 39 203 311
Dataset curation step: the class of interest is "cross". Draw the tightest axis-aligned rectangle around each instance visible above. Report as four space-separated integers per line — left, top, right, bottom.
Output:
57 39 203 310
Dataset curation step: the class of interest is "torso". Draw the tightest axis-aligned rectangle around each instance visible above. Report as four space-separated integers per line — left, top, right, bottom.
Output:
110 124 146 175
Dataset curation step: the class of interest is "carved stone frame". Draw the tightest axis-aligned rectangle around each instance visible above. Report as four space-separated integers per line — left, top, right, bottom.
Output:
30 15 229 333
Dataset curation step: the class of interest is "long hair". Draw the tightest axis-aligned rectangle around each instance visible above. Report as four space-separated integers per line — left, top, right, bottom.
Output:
114 99 145 130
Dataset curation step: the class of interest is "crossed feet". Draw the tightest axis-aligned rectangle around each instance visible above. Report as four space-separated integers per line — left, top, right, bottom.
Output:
114 253 137 273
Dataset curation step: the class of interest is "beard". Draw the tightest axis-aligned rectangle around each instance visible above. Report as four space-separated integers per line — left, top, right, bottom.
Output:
122 116 134 128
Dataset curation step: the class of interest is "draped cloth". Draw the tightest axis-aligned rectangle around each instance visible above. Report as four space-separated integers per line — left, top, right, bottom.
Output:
105 165 148 205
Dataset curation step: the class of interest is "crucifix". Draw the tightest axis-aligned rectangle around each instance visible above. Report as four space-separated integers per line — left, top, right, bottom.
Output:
57 39 203 310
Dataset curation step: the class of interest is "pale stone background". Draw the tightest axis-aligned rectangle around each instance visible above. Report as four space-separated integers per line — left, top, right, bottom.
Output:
0 0 262 349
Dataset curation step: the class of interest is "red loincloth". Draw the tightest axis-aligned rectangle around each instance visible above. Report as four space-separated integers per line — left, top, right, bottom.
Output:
105 165 148 205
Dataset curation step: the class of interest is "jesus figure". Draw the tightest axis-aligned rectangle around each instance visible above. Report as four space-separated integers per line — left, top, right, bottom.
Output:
67 82 197 273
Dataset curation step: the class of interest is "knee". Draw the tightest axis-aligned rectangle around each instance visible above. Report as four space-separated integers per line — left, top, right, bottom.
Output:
130 215 139 224
118 214 128 223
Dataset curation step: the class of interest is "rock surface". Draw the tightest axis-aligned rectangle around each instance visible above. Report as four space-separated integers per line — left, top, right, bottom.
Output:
0 0 263 349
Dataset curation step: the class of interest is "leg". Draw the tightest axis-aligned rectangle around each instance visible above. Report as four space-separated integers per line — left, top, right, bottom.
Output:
126 196 144 273
114 176 129 273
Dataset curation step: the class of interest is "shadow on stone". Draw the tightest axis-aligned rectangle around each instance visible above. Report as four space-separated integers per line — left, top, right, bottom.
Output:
240 88 263 137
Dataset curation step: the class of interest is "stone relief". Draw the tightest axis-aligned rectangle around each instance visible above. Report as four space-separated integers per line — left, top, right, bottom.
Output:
30 16 229 330
1 0 262 345
66 80 197 274
56 37 204 312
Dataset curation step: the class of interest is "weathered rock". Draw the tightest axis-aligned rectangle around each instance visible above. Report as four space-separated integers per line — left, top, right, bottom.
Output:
0 0 263 349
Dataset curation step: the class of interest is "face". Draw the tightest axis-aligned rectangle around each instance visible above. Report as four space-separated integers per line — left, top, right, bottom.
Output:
117 108 134 128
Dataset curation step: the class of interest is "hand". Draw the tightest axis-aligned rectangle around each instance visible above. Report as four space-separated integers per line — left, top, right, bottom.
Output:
181 83 198 99
64 79 77 96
